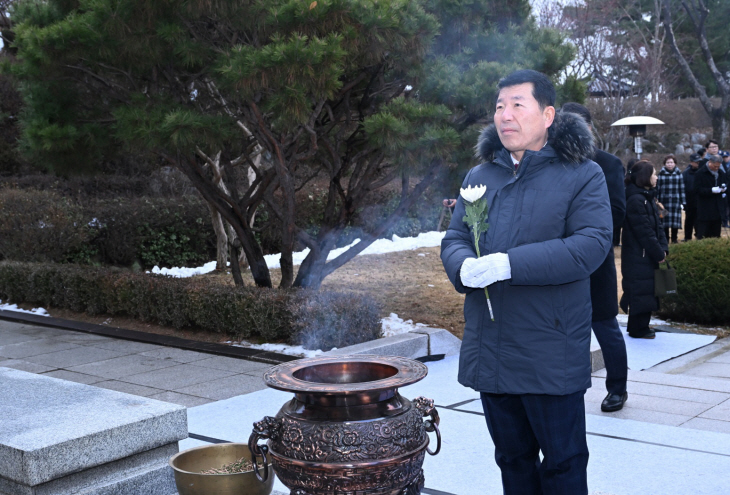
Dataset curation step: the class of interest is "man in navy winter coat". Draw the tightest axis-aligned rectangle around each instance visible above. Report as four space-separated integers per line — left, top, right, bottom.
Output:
441 70 612 495
561 102 629 413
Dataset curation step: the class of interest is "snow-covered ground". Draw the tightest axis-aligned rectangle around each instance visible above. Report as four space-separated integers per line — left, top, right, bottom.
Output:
150 231 446 277
0 300 49 317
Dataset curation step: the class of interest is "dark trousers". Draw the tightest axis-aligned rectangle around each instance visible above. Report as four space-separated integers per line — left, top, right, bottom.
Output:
684 206 697 240
696 220 721 239
627 311 652 337
613 221 622 246
663 227 679 244
480 391 589 495
592 317 628 395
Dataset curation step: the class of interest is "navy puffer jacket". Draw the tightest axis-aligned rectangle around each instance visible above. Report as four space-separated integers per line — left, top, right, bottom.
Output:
441 111 613 395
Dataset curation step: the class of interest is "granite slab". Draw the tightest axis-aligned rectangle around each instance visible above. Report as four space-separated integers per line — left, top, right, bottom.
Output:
0 367 187 486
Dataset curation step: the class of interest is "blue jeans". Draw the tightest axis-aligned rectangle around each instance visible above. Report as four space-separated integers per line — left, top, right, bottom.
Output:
592 317 628 395
480 391 589 495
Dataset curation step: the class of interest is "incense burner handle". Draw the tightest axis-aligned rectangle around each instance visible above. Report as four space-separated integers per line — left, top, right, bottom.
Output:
248 416 281 483
413 397 441 456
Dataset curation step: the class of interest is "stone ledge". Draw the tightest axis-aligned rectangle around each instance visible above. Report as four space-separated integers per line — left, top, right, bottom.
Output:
0 443 178 495
0 368 187 486
326 332 429 358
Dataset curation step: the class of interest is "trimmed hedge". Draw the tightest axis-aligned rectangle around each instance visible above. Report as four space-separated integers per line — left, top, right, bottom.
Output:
0 188 89 263
657 237 730 325
0 261 382 348
0 188 216 268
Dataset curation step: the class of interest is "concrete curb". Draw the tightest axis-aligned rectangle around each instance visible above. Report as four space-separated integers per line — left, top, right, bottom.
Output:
326 327 461 360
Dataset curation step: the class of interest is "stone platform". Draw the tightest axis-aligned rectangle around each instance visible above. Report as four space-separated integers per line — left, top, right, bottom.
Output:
0 367 187 494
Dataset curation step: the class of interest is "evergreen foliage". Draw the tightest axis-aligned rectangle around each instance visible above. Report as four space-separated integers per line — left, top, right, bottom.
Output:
657 238 730 326
5 0 574 289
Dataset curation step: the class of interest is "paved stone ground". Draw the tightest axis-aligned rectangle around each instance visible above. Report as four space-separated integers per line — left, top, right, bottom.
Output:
4 317 730 494
0 320 270 407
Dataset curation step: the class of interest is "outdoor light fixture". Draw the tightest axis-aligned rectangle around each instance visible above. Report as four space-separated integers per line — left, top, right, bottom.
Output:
611 116 665 159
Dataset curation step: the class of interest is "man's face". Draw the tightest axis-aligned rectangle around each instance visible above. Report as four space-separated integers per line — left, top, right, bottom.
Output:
690 161 699 169
708 160 721 172
495 83 555 160
707 143 719 155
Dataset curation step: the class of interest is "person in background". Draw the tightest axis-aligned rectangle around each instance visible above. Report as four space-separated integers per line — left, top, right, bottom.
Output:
704 140 719 159
682 154 701 241
656 154 686 244
721 150 730 172
620 160 668 339
721 151 730 226
441 70 612 495
694 154 728 238
561 102 628 413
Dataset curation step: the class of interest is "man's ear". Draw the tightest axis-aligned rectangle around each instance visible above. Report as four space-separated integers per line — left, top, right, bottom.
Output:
543 106 555 128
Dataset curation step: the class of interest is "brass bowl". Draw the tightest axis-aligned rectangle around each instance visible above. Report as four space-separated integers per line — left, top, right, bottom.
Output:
169 443 274 495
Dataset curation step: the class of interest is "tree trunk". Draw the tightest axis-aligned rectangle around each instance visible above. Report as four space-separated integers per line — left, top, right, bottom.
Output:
293 159 443 289
711 108 730 149
174 152 273 288
208 203 229 271
230 240 244 286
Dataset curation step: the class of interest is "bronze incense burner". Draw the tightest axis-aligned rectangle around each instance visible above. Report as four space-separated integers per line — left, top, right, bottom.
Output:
248 355 441 495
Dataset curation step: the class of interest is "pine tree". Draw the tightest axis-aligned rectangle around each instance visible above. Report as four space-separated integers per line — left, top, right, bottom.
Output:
6 0 574 289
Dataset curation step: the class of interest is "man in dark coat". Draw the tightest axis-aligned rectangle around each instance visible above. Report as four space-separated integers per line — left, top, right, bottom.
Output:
682 154 702 241
441 70 612 495
562 102 628 413
694 154 728 238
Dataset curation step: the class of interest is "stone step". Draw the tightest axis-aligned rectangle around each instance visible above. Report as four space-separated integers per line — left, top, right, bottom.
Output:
0 444 178 495
0 367 187 493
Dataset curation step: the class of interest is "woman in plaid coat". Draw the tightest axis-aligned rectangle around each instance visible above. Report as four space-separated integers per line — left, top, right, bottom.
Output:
657 155 686 243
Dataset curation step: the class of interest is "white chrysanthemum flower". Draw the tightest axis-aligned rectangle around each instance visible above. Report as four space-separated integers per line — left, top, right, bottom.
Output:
459 184 487 203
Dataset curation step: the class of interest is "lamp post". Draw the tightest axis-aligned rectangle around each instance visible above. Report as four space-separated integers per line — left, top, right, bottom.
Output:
610 116 665 159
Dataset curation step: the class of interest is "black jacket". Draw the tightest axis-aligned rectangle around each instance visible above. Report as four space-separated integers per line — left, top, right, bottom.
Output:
682 165 700 208
694 165 728 221
620 184 668 315
590 149 625 321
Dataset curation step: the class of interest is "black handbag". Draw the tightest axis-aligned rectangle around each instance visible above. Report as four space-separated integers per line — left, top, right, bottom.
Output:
655 261 677 297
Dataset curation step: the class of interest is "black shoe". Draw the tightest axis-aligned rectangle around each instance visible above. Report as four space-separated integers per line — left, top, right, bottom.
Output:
629 329 656 339
601 392 628 412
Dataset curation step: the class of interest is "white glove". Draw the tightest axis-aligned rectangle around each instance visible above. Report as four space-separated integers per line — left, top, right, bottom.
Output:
460 253 511 288
712 186 723 193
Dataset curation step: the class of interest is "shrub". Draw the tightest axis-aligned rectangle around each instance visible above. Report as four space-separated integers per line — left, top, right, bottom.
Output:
0 188 216 268
0 261 382 347
289 290 383 351
89 197 215 268
657 238 730 325
0 188 88 263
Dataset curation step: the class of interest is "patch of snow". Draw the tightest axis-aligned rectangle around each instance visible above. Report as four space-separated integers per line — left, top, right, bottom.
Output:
381 313 429 338
149 231 445 278
149 260 219 278
0 299 50 317
616 314 669 326
264 231 445 270
227 341 328 358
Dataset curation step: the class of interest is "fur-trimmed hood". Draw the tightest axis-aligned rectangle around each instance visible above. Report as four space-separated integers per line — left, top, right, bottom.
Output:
476 110 594 165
